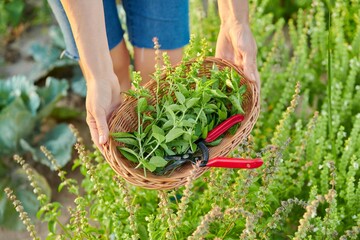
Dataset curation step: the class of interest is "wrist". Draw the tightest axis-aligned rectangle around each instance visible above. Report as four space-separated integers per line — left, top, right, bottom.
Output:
82 61 117 84
220 20 250 32
85 71 118 87
218 0 249 25
220 12 249 26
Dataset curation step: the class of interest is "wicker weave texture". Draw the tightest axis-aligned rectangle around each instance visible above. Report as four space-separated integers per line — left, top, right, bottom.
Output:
103 57 260 190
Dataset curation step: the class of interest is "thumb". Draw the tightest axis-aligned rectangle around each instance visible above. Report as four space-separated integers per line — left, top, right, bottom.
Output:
94 110 109 145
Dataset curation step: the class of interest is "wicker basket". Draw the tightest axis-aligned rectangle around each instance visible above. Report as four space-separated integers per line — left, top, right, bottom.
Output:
103 57 260 190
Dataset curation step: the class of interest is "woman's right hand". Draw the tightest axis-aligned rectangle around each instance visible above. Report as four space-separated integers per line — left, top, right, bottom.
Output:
85 76 122 152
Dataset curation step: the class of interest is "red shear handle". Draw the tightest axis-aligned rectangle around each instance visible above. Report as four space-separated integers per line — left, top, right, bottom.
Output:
205 114 245 142
205 158 263 169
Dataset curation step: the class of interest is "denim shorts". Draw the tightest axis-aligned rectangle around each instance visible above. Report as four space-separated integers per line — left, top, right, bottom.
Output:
47 0 190 60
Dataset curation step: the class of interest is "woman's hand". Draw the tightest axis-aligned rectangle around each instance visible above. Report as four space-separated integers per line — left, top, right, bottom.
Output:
86 76 122 152
216 22 260 89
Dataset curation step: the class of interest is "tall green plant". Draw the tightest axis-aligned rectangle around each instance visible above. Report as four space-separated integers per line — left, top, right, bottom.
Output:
3 0 360 238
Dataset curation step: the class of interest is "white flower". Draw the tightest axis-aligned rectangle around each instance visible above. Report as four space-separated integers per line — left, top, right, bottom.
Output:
307 180 313 186
353 162 359 170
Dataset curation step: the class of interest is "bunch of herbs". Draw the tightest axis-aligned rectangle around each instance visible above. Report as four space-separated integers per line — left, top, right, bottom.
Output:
112 43 246 174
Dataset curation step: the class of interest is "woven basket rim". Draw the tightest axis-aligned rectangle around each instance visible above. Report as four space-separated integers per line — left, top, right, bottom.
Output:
103 56 260 190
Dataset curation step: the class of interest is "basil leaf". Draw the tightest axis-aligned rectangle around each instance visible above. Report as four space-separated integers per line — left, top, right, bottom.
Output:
152 125 164 135
137 97 148 113
111 132 136 138
142 161 156 172
229 95 245 114
166 128 184 142
175 91 186 104
168 104 183 112
153 133 165 143
202 92 212 104
163 120 174 129
185 97 200 108
210 89 228 98
176 83 189 96
164 105 176 122
114 137 139 147
149 156 168 167
118 147 139 163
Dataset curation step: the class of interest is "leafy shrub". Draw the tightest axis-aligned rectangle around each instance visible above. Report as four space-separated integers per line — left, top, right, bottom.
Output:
3 0 360 238
0 75 76 230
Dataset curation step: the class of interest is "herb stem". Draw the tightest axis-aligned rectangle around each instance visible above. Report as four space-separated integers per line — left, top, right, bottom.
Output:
144 142 161 160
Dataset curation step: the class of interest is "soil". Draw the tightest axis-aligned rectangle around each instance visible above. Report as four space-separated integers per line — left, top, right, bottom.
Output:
0 24 93 239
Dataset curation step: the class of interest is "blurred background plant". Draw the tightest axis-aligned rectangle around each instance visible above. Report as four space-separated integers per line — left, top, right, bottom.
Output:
0 0 84 231
1 0 360 239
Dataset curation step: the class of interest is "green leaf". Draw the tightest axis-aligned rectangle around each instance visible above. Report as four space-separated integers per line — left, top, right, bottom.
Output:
230 69 240 91
48 220 57 234
20 124 76 169
175 91 186 104
202 92 212 104
50 106 83 120
163 120 174 129
37 77 69 119
206 137 223 146
199 110 208 128
154 148 165 157
0 75 40 115
210 89 228 98
114 137 139 147
0 97 36 155
185 97 200 108
149 156 168 167
137 97 148 113
160 145 174 156
202 125 209 139
168 104 184 112
229 95 245 114
153 133 166 143
182 119 196 127
183 132 192 141
0 167 51 230
164 105 176 122
141 161 156 172
152 125 165 135
226 78 235 90
176 83 189 96
27 44 76 82
238 84 247 94
118 147 139 163
111 132 136 138
166 128 184 142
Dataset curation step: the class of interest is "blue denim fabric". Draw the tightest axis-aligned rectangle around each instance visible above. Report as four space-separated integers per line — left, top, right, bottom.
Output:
122 0 189 49
47 0 189 60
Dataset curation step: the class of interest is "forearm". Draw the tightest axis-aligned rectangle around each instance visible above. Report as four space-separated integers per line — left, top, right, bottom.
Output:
218 0 249 25
60 0 115 82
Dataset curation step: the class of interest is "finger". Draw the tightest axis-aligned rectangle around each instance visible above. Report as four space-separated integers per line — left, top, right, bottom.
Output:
93 108 109 146
86 114 102 152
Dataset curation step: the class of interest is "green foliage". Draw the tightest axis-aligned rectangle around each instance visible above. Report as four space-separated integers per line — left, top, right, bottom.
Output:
113 41 246 173
3 0 360 238
0 0 52 38
0 75 75 229
0 0 25 35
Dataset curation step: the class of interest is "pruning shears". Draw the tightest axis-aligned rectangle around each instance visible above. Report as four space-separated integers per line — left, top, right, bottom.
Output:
160 114 263 174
